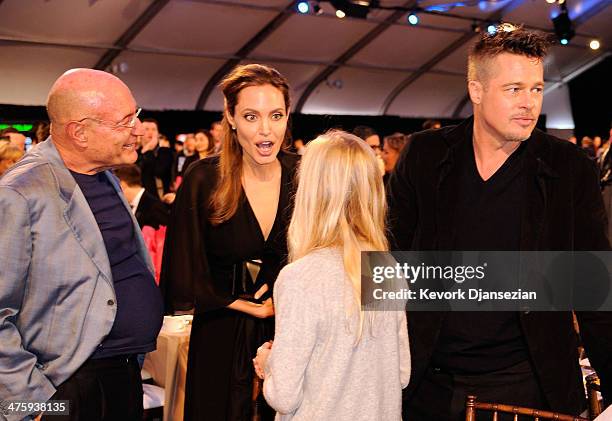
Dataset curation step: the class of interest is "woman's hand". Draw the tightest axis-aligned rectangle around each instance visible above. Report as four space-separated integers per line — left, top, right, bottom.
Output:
253 341 273 379
254 283 268 300
161 193 176 204
227 296 274 318
254 297 274 319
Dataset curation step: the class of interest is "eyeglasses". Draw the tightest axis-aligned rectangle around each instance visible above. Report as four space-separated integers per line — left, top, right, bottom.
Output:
74 107 142 130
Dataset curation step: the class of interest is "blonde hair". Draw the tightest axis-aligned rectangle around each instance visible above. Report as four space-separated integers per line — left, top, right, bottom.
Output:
0 142 24 172
288 130 388 340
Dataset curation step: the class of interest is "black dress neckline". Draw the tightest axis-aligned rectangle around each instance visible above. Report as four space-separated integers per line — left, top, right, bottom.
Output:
242 160 286 244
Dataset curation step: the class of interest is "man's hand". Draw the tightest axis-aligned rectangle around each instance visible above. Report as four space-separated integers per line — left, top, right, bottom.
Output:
140 136 158 153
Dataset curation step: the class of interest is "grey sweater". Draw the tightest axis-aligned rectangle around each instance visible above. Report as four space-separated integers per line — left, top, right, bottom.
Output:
263 248 411 420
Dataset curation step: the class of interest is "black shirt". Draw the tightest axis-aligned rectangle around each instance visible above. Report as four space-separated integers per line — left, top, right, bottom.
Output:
138 146 174 196
71 171 163 358
135 190 170 230
182 154 201 176
431 137 530 374
159 153 300 419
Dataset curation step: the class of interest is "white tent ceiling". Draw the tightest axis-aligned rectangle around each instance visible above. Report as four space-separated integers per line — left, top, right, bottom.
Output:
0 0 610 124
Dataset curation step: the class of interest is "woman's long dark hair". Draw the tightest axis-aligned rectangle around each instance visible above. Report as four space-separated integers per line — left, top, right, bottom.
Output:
209 64 292 225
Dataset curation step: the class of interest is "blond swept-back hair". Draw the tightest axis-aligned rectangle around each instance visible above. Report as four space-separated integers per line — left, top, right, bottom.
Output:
209 64 291 225
288 130 388 340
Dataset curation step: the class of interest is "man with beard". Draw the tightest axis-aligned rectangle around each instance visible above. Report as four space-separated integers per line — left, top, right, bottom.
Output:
388 25 612 420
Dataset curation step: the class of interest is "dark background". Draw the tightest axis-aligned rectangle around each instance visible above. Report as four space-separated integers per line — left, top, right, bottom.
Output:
568 55 612 140
2 55 608 143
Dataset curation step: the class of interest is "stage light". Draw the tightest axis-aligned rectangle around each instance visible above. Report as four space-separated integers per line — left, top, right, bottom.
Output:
408 13 419 25
590 39 600 50
297 1 310 14
487 24 497 34
336 9 346 18
546 0 556 3
330 0 378 19
552 5 575 45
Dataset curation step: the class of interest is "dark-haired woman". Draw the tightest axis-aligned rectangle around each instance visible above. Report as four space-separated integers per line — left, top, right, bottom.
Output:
161 64 298 421
182 129 215 174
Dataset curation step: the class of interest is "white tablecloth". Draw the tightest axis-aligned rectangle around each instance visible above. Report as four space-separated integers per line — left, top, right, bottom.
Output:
144 320 191 421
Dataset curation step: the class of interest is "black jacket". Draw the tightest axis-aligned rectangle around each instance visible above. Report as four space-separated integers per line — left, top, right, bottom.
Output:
387 117 612 414
138 146 174 196
135 190 170 230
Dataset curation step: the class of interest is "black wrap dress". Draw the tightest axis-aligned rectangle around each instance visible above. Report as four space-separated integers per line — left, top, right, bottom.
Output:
160 152 299 421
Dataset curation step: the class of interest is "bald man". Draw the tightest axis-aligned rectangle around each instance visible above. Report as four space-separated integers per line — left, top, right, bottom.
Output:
0 69 163 421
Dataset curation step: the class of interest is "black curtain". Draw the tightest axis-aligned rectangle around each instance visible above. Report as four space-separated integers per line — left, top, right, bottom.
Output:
0 104 551 145
568 55 612 140
0 105 224 145
290 114 462 143
0 104 463 144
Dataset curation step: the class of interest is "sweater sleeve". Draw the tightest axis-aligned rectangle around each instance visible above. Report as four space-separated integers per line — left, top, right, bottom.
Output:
263 265 320 415
398 311 411 389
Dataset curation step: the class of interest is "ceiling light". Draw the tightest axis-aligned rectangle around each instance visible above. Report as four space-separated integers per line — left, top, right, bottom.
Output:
552 5 575 45
330 0 378 19
297 1 310 14
589 39 601 50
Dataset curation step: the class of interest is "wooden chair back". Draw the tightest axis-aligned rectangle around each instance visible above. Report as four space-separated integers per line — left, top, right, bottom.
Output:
465 395 590 421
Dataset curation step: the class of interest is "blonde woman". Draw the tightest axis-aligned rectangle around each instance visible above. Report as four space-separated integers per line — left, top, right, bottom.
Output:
254 130 410 420
0 142 24 176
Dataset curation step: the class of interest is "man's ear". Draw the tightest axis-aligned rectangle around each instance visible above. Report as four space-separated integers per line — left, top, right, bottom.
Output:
65 121 88 148
468 80 484 105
